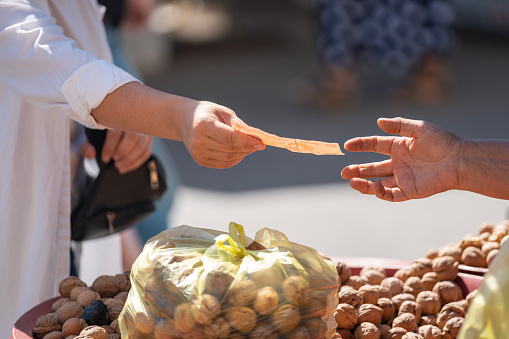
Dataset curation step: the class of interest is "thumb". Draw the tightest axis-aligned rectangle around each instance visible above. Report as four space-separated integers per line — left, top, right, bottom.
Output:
80 141 96 159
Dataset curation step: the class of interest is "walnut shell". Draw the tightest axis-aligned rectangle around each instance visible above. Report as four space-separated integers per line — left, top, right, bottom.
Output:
383 327 407 339
271 304 301 333
402 333 424 339
421 272 439 292
339 286 363 308
410 258 433 278
70 287 90 302
43 331 64 339
362 269 386 285
225 306 257 333
335 329 355 339
33 314 61 339
174 303 197 333
52 298 72 313
416 291 441 316
357 304 383 326
478 222 494 234
398 301 421 324
336 261 353 284
425 248 439 260
381 277 404 296
358 285 380 305
432 256 459 281
56 301 84 325
392 313 417 332
282 275 310 307
360 265 387 277
442 317 464 339
344 275 369 290
91 276 119 298
79 326 109 339
59 277 87 298
419 315 437 327
108 306 123 322
210 318 231 338
113 273 131 292
102 298 124 311
228 279 257 306
403 277 425 298
437 247 462 263
154 318 180 339
488 230 507 243
393 269 412 283
378 324 391 337
300 295 328 319
334 303 358 330
436 303 466 329
354 322 380 339
250 322 278 339
77 290 100 308
487 249 499 266
418 324 442 339
113 291 129 303
481 241 499 256
253 286 278 315
432 281 463 306
391 293 416 312
191 294 221 324
377 298 395 324
461 246 486 267
465 289 478 309
100 326 115 335
134 312 158 334
459 234 484 250
62 318 87 337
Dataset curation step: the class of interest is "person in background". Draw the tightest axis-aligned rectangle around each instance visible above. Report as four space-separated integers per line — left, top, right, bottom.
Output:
0 1 265 336
300 0 455 109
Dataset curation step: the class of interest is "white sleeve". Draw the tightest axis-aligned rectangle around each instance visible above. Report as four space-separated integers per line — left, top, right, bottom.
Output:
0 1 140 128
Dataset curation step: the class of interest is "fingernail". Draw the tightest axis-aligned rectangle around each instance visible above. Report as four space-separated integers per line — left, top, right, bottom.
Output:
254 144 264 150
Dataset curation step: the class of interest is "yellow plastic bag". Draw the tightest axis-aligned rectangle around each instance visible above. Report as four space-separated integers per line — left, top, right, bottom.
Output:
459 241 509 338
118 223 339 338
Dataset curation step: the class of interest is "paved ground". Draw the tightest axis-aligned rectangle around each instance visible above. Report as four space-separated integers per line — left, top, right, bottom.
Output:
81 1 509 282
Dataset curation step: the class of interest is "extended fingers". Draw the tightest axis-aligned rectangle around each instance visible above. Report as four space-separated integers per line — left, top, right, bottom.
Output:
341 159 393 179
344 136 396 155
348 177 409 202
377 117 429 138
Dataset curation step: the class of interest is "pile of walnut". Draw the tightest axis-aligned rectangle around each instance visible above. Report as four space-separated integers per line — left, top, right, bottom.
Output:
32 273 130 339
332 256 476 339
425 220 509 269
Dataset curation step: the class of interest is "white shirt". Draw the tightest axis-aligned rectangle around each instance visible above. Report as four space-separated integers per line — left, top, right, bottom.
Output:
0 1 139 335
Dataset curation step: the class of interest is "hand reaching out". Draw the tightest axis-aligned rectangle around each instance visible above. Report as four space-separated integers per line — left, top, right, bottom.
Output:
341 117 462 202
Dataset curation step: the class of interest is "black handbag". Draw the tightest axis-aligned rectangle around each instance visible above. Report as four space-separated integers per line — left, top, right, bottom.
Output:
70 128 167 241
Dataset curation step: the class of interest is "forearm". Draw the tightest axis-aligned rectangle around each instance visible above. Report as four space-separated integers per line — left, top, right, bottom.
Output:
458 139 509 200
91 82 195 141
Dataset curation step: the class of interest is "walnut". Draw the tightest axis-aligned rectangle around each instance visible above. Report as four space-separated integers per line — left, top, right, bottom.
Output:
419 315 437 326
113 273 131 292
336 261 352 284
481 241 500 256
442 317 464 339
52 298 72 312
376 298 395 324
70 287 90 301
437 247 462 263
43 332 64 339
501 235 509 246
398 301 421 324
249 322 278 339
459 234 484 250
392 313 417 332
302 317 328 338
391 293 415 311
383 327 407 339
425 248 439 260
102 298 124 311
56 301 84 325
174 303 197 333
334 303 358 330
360 265 387 277
300 295 328 319
191 294 221 324
91 276 119 298
487 249 499 266
416 291 441 316
335 329 355 339
358 303 384 326
479 232 491 242
109 319 119 334
79 326 109 339
282 275 310 307
418 324 442 339
210 318 231 338
354 322 380 339
344 275 369 290
250 267 284 288
203 271 234 298
225 306 257 333
493 222 509 234
100 326 115 335
113 291 128 303
33 313 62 339
478 222 494 234
108 306 123 322
358 285 380 305
227 279 257 306
286 327 310 339
339 287 363 308
381 277 404 296
465 289 478 309
421 272 439 292
410 258 433 278
59 277 87 298
270 304 301 333
461 246 486 267
432 281 463 306
431 256 459 281
362 269 386 285
402 333 424 339
393 269 411 283
436 303 466 329
77 290 101 308
488 230 507 243
181 326 216 339
403 277 425 298
253 286 278 315
154 318 180 339
62 318 87 337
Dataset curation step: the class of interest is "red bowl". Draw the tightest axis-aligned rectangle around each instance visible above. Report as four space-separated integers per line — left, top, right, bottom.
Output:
458 264 488 276
11 296 61 339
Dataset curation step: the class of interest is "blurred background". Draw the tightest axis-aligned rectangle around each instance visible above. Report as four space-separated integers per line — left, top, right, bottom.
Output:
82 0 509 282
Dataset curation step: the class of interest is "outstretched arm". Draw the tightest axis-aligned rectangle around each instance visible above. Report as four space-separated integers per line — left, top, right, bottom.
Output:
341 117 509 201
